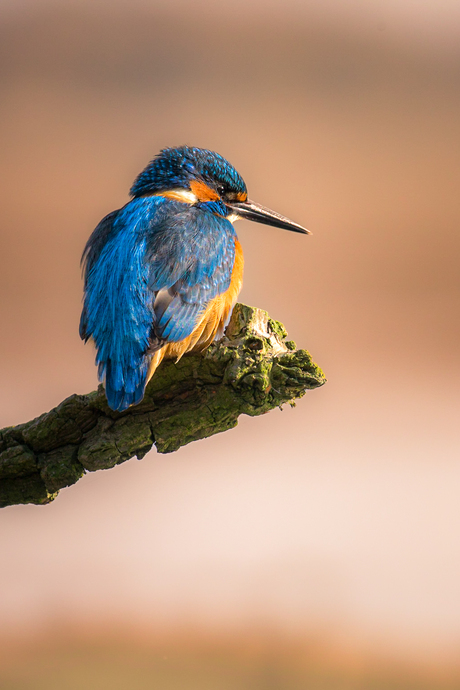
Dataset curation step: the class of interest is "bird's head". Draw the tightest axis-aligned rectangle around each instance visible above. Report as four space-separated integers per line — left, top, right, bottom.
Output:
130 146 310 235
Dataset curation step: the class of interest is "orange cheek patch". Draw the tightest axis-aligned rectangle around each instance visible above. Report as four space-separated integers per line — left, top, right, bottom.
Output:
190 179 220 202
236 191 248 202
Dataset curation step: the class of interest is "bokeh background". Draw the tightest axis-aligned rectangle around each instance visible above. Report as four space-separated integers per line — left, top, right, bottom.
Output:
1 1 459 687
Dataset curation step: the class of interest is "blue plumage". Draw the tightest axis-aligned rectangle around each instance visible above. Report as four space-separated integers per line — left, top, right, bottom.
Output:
81 198 157 411
81 191 236 411
130 146 247 199
81 146 309 412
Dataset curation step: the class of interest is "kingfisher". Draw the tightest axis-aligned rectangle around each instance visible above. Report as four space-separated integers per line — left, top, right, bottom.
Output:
80 146 310 411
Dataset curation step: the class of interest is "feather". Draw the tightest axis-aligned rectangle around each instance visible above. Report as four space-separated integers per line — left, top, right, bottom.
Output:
80 195 239 411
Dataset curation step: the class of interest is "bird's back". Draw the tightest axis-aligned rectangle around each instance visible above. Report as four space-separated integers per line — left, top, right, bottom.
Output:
80 195 240 411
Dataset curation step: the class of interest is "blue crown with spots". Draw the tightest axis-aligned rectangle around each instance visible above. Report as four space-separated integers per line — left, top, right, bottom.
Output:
130 146 247 199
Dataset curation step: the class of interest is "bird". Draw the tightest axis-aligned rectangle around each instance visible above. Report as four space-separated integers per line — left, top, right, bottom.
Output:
80 146 310 412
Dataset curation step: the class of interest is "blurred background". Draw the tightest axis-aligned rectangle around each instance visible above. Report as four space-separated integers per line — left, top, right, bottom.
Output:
1 0 459 687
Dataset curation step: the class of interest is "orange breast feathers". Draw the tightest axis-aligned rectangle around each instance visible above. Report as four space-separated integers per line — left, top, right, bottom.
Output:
147 239 244 383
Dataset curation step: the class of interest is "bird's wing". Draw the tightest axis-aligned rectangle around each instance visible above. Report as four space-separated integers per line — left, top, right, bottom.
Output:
79 209 120 341
80 196 235 410
145 201 236 347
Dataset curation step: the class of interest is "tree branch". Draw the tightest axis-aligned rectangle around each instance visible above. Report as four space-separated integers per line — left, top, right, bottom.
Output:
0 304 326 508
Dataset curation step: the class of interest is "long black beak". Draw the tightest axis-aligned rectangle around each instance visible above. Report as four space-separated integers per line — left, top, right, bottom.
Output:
228 199 310 235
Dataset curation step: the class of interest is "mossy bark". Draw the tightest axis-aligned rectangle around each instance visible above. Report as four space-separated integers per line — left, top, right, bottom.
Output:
0 304 326 508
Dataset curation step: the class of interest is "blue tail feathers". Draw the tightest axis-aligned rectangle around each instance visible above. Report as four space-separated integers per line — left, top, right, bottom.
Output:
103 358 149 412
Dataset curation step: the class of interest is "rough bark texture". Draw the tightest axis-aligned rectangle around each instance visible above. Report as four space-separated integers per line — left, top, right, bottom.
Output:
0 304 326 508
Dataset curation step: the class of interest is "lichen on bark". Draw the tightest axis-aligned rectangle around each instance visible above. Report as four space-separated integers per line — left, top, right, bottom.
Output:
0 304 326 508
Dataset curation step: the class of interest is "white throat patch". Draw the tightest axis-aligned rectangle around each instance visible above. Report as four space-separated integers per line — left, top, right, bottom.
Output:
226 213 240 224
156 189 198 204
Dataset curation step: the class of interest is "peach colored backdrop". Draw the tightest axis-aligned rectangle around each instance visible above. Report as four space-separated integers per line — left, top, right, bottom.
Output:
1 0 459 678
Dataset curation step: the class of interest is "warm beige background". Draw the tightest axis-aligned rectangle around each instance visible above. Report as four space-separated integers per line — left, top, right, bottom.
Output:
1 0 459 685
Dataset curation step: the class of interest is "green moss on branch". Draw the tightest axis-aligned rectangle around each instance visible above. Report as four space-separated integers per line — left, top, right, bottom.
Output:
0 304 326 508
